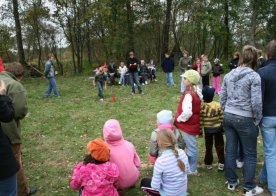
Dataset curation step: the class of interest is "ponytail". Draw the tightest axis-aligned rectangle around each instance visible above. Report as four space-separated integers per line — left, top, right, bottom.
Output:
173 148 186 172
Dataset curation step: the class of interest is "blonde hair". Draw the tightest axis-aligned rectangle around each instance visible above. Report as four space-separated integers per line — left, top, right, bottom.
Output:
239 45 258 70
157 129 186 172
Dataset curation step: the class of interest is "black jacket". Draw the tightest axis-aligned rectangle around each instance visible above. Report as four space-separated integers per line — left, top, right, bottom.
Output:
0 95 19 180
161 58 175 72
126 57 140 73
229 58 239 70
212 64 224 77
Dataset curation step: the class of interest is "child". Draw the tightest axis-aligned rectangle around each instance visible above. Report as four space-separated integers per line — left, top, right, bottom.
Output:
201 55 212 87
174 70 202 175
118 62 127 86
139 60 150 85
161 53 175 86
103 119 141 190
141 129 190 196
70 138 119 196
200 86 224 170
147 59 157 81
193 58 202 76
179 51 192 93
0 57 4 72
148 110 185 164
95 66 106 101
212 58 224 94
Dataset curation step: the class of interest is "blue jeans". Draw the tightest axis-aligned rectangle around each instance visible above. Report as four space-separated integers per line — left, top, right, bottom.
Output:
119 73 125 85
0 174 17 196
165 72 174 86
180 71 185 93
45 77 59 97
237 140 244 162
259 116 276 195
223 112 258 190
182 131 198 172
96 81 104 99
129 72 142 93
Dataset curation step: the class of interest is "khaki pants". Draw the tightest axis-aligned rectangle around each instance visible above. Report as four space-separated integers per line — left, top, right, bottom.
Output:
12 144 29 196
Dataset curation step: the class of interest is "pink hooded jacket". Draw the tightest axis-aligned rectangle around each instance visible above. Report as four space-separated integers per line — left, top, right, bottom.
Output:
103 119 141 190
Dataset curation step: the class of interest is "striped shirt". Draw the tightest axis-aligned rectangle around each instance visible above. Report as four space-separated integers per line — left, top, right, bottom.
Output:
151 149 189 196
200 101 223 133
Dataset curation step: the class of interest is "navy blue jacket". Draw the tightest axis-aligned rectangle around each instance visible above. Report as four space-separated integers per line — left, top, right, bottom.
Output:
161 58 174 73
258 58 276 116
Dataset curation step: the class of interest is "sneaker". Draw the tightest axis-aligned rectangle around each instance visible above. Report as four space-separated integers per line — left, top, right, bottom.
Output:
226 179 239 191
236 160 244 168
145 81 148 85
218 163 224 171
139 91 144 95
243 186 264 196
142 83 145 85
188 170 198 176
118 82 121 85
206 165 213 170
100 98 104 101
132 92 135 95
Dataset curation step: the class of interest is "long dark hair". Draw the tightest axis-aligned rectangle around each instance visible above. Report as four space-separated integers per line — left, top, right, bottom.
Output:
83 154 106 165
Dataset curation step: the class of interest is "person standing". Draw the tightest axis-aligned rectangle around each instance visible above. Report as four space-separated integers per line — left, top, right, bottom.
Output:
0 80 19 196
0 63 37 195
44 55 60 97
229 52 240 70
220 45 263 195
258 40 276 196
126 51 143 95
201 55 212 87
161 53 175 86
179 51 192 93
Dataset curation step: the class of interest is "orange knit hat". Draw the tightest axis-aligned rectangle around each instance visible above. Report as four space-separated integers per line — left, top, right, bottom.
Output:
86 138 110 162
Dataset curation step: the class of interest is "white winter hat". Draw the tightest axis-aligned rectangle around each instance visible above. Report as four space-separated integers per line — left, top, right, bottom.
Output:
157 110 173 124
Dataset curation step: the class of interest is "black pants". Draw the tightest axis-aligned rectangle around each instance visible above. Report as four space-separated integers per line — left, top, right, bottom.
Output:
204 132 225 165
202 74 210 87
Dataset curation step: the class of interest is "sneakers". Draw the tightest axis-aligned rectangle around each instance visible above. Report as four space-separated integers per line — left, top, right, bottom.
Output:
99 98 104 101
145 81 148 85
226 179 239 191
243 186 264 196
218 163 224 171
188 170 198 176
206 165 213 170
236 160 244 168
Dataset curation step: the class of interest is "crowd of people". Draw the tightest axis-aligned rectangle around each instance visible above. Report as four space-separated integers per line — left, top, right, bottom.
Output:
0 39 275 196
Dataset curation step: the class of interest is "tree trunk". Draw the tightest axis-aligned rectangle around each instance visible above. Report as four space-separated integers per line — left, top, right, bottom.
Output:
223 0 230 60
12 0 27 66
161 0 172 59
249 0 257 46
126 0 134 52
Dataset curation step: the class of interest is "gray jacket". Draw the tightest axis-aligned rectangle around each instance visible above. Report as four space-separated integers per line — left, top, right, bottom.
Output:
44 60 55 78
219 66 262 125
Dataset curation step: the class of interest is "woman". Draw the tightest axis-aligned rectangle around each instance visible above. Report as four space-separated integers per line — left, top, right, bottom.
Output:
220 45 263 195
0 80 19 196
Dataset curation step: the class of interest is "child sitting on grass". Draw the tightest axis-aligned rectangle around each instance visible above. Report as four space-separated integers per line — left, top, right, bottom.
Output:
103 119 141 190
70 138 119 196
174 70 202 175
200 86 224 171
148 110 185 164
141 129 190 196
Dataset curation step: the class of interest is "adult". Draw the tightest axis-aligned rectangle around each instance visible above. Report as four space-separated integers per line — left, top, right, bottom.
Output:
257 50 266 70
229 52 240 70
161 53 175 86
258 40 276 196
108 62 117 85
0 62 37 195
0 80 19 196
126 51 143 95
44 55 60 97
179 51 192 93
220 45 263 195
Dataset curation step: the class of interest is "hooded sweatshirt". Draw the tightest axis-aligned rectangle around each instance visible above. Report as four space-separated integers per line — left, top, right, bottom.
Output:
103 119 141 190
220 66 262 125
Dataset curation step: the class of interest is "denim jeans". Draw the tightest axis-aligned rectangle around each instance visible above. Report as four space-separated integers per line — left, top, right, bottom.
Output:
165 72 174 86
182 131 198 172
129 72 142 93
180 71 185 93
45 77 59 97
96 81 104 99
0 174 17 196
119 73 125 85
259 116 276 195
223 112 258 190
237 139 244 162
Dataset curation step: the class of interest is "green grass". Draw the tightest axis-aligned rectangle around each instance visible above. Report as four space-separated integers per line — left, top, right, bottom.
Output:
21 73 269 196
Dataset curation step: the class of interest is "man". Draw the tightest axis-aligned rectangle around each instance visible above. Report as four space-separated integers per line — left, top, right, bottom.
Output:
126 51 143 95
107 61 117 85
178 51 191 93
44 55 60 97
258 40 276 196
0 62 37 195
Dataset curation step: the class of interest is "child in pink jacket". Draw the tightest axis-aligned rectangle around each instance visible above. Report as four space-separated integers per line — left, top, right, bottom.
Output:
103 119 141 190
70 138 119 196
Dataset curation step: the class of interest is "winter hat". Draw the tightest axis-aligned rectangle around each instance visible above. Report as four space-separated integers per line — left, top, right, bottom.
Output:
157 110 173 124
87 138 110 162
202 86 215 103
214 58 220 64
181 70 200 85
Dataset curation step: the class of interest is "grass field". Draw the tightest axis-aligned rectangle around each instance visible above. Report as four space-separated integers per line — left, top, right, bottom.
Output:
21 73 270 196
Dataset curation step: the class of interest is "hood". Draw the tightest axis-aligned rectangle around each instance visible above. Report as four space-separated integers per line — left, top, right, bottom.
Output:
229 66 254 83
103 119 124 143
